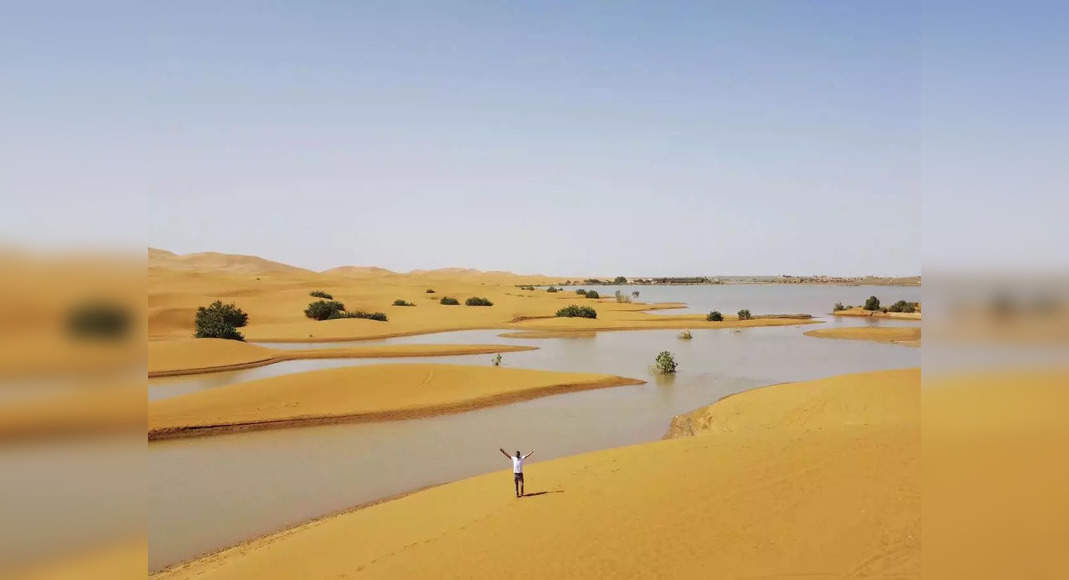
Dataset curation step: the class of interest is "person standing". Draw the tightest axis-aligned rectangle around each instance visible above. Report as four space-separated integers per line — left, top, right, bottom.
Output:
499 448 534 497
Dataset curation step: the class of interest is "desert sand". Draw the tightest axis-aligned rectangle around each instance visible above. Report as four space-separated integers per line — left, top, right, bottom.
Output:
149 364 644 440
149 249 816 342
153 368 920 578
804 326 921 347
148 338 537 377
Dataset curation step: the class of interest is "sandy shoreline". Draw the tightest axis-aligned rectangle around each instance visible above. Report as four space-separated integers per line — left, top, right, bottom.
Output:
148 339 537 377
149 364 644 440
804 326 921 347
153 368 920 579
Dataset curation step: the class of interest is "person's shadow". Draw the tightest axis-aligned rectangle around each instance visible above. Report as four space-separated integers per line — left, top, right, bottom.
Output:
522 490 564 498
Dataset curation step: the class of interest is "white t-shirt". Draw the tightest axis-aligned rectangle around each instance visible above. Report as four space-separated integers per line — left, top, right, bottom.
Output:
511 455 527 473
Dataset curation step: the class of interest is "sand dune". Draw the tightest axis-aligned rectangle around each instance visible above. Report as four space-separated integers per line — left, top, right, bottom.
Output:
148 338 537 377
148 248 312 275
153 368 919 579
148 364 644 440
804 326 921 347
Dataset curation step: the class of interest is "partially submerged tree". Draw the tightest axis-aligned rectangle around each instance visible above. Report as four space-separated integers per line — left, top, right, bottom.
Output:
655 351 677 374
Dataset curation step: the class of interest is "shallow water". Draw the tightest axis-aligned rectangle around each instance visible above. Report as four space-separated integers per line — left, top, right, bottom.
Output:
149 286 919 571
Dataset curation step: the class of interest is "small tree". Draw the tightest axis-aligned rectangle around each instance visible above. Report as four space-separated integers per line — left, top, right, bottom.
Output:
305 300 346 320
546 286 559 293
833 302 846 311
465 297 494 306
864 296 881 311
586 290 600 299
655 351 677 374
707 311 723 322
195 300 248 341
440 296 460 305
309 290 333 299
613 276 627 284
737 309 752 320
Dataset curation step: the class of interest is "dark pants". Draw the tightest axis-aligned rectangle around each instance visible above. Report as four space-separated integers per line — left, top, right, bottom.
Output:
513 472 524 495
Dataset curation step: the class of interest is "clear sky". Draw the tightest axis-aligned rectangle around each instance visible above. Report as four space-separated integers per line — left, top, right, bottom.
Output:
3 2 1063 276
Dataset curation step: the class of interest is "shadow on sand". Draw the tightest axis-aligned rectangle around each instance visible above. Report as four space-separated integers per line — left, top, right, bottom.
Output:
522 490 564 498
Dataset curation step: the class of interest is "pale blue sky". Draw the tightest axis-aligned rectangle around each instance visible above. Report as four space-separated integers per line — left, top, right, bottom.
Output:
3 2 1063 275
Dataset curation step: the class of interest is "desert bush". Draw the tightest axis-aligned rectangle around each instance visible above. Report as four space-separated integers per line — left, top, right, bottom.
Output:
655 351 678 374
195 300 249 340
863 296 881 311
833 302 846 311
305 300 346 320
556 305 597 319
888 300 917 313
426 289 435 293
330 310 388 321
465 296 494 306
576 289 588 296
491 353 502 367
586 290 600 299
613 276 627 284
737 309 752 320
393 299 415 306
309 290 333 299
677 329 692 340
707 311 723 322
440 296 460 305
546 286 559 293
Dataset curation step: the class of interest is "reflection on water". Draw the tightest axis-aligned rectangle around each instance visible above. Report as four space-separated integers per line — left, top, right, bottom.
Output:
149 286 920 571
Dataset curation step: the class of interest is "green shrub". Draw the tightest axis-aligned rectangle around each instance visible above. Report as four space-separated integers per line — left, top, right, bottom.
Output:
518 285 535 291
737 309 752 320
465 296 494 306
888 300 918 313
546 286 559 293
556 305 597 319
863 296 881 311
707 311 723 322
576 289 588 296
613 276 627 284
309 290 333 299
833 302 847 311
585 290 600 299
655 351 677 374
195 300 249 340
393 299 415 306
440 297 460 305
305 300 347 320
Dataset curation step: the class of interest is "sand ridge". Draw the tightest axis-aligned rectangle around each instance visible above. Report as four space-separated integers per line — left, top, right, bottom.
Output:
153 368 920 579
803 326 921 347
148 364 644 440
148 338 537 377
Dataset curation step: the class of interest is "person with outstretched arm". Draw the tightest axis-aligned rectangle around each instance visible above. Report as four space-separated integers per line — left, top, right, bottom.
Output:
499 448 534 497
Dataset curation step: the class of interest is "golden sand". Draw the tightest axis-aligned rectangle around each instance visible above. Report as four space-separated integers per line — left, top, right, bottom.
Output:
149 364 644 440
154 368 920 578
804 326 921 347
147 338 536 377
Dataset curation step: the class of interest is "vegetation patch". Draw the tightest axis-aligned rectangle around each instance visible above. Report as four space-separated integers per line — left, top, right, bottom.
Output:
440 296 460 305
305 299 387 322
655 351 678 374
585 290 600 299
195 300 249 341
309 290 333 299
465 296 494 306
706 311 723 322
556 305 597 319
864 296 881 311
737 309 752 320
393 299 415 306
